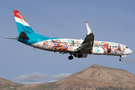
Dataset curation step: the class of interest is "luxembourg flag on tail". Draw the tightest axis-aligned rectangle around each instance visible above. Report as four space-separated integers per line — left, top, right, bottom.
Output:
13 10 35 36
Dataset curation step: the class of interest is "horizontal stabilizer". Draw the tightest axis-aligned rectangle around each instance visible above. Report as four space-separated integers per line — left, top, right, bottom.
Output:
4 38 17 40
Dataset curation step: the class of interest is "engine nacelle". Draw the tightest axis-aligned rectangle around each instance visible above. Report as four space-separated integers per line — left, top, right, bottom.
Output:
73 54 87 58
92 47 104 54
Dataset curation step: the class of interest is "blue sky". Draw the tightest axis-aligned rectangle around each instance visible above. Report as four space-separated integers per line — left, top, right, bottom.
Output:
1 0 135 84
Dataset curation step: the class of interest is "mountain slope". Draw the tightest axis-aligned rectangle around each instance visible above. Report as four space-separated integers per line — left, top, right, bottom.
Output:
1 64 135 90
53 64 135 90
0 77 22 89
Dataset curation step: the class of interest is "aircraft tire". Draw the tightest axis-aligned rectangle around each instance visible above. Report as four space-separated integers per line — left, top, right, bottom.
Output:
77 54 82 58
119 58 122 61
68 56 73 60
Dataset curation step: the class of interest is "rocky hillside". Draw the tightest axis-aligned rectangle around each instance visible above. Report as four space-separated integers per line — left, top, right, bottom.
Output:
1 64 135 90
0 77 22 89
53 64 135 90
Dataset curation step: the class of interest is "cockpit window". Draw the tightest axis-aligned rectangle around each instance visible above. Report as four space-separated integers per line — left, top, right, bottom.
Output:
126 47 128 49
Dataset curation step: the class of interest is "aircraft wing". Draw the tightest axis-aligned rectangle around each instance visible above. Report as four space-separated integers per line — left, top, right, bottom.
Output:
74 22 94 53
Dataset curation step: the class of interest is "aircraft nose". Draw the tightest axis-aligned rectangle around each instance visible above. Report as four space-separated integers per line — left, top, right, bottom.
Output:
129 49 132 54
124 48 132 55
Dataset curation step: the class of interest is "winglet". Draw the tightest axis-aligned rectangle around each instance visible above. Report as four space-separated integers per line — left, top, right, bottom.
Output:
85 22 92 35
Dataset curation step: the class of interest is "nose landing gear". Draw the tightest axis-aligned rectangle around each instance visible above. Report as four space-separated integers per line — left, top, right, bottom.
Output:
119 56 123 61
68 53 73 60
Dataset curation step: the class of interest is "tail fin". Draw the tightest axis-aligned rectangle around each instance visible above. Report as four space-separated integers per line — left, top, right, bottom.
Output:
13 10 35 38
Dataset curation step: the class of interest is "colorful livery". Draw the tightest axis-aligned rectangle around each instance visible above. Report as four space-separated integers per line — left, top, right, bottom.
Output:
9 10 132 61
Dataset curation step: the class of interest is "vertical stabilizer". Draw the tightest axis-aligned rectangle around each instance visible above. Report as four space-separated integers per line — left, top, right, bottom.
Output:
13 10 35 36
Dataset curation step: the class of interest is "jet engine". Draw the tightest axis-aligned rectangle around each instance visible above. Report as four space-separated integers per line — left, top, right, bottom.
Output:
73 54 87 58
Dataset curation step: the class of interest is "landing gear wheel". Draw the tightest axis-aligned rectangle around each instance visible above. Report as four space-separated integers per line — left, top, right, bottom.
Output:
119 58 122 61
119 56 122 61
68 56 73 60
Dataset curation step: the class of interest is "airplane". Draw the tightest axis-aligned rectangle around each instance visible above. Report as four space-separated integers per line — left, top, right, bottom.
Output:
6 10 132 61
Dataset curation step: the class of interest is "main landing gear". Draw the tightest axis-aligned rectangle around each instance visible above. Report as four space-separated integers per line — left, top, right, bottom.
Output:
68 54 73 60
119 56 123 61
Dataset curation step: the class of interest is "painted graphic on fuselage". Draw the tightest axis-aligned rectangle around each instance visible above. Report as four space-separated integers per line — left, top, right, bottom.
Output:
94 41 126 54
42 39 81 51
42 39 126 54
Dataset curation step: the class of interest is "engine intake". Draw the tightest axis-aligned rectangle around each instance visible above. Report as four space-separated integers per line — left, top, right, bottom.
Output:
73 54 87 58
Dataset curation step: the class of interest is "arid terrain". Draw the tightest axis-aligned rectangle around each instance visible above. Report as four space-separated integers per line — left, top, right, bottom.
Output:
1 64 135 90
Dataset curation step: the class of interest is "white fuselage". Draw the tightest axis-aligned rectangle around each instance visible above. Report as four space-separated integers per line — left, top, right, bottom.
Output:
31 38 132 56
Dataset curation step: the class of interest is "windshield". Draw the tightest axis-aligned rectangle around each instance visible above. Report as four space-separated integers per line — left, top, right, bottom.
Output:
126 47 128 49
